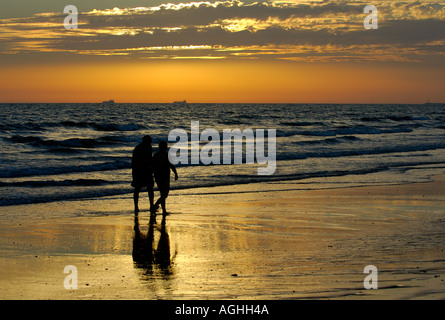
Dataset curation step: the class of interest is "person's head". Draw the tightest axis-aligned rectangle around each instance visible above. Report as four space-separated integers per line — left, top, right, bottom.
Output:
158 140 168 152
142 135 152 144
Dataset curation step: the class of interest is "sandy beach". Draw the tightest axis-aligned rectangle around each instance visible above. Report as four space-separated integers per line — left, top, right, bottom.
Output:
1 174 445 300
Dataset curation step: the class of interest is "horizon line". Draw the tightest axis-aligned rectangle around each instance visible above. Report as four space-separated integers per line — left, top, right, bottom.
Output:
0 101 441 105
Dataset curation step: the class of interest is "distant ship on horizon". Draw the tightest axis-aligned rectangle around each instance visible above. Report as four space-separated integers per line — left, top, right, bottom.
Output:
101 100 115 106
424 99 443 106
172 100 187 107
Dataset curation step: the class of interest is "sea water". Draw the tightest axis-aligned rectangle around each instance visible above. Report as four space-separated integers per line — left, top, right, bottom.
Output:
1 103 445 207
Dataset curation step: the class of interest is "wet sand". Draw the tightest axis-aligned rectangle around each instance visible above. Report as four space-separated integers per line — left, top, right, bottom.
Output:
1 176 445 300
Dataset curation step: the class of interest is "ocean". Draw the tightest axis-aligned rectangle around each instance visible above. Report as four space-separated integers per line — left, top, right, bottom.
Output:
1 103 445 208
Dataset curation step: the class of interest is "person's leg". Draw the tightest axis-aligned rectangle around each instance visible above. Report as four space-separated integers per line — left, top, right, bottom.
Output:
133 187 140 213
152 199 160 213
160 196 166 214
152 193 161 213
160 185 169 215
147 187 154 210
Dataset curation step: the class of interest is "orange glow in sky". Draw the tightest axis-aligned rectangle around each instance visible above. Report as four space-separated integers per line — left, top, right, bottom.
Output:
1 59 444 103
1 1 445 103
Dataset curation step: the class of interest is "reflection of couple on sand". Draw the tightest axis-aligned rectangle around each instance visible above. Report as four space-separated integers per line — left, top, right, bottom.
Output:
131 135 178 215
133 213 174 276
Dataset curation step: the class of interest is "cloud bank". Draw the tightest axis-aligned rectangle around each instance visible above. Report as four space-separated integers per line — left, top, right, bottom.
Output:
1 0 444 62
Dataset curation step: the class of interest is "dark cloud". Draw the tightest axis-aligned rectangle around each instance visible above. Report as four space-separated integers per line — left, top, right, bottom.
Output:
1 1 444 62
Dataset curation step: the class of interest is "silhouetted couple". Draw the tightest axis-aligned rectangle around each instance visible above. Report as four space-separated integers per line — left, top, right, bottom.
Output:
131 135 178 215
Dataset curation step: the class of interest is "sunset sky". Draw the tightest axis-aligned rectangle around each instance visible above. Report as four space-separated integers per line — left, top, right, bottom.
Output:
1 0 444 103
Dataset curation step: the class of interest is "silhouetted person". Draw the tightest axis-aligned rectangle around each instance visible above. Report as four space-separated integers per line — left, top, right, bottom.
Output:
131 135 154 213
152 140 178 215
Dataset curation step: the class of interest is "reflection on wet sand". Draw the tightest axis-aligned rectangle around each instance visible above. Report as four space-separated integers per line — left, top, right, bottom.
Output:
132 213 175 279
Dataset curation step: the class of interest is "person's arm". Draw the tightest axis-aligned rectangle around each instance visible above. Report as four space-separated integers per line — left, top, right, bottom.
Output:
169 160 178 180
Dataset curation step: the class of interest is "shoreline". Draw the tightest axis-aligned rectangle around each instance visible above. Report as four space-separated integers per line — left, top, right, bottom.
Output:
1 174 445 299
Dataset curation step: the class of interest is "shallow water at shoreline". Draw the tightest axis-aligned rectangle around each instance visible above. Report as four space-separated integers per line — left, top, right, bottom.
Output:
1 174 445 300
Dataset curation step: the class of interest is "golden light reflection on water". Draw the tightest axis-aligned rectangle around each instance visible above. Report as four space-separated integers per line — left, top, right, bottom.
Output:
3 177 445 299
